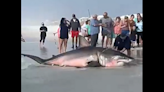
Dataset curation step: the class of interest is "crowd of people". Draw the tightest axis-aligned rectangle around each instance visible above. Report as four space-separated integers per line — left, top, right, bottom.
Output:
21 12 143 56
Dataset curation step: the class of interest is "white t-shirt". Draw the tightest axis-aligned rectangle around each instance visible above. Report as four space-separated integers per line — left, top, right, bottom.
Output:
80 23 87 36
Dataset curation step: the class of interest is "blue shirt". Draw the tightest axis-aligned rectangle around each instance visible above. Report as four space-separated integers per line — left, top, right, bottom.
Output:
136 20 143 32
90 19 100 35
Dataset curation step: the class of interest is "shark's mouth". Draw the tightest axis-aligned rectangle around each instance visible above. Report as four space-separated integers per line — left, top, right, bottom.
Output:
98 55 133 67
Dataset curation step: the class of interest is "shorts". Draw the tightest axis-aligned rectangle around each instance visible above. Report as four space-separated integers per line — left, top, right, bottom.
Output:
71 31 79 38
102 30 112 38
60 34 68 39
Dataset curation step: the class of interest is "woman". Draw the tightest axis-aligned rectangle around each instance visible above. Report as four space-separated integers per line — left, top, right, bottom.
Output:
135 13 143 47
129 14 136 47
114 16 122 37
59 18 70 53
121 16 131 36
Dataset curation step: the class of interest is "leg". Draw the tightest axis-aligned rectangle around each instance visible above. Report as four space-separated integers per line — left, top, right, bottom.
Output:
102 36 105 47
141 32 143 41
106 33 112 48
63 39 68 53
75 36 78 48
136 32 140 46
91 34 96 47
140 32 143 46
59 38 64 54
92 34 98 47
75 31 79 48
101 31 105 47
40 32 43 46
71 31 75 48
105 37 109 48
42 32 46 45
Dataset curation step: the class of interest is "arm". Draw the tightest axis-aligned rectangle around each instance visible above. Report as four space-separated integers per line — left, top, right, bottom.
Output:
111 19 115 27
53 32 58 36
121 22 127 28
39 27 42 32
128 22 131 33
90 20 101 27
99 19 102 24
113 36 119 49
132 21 136 30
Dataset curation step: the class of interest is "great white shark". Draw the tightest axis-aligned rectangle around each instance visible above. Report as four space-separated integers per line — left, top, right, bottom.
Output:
21 35 141 68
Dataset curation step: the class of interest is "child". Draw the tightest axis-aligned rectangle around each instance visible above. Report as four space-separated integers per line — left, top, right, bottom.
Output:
53 27 60 49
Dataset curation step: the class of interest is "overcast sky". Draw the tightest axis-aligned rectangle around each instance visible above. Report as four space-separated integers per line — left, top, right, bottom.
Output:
21 0 142 25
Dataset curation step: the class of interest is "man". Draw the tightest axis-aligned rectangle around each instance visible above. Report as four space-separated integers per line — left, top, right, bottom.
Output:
90 14 102 47
39 22 48 47
100 12 114 48
113 32 131 56
70 14 81 49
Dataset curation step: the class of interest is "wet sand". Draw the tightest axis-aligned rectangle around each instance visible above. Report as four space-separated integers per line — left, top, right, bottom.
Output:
21 37 142 92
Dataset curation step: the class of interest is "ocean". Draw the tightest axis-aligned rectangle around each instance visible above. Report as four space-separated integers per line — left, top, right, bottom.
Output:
21 14 142 92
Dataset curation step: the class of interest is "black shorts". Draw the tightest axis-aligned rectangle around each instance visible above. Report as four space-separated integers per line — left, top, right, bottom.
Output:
60 36 68 39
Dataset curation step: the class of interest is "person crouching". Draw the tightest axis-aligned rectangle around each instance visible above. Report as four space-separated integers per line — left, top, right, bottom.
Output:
113 31 131 56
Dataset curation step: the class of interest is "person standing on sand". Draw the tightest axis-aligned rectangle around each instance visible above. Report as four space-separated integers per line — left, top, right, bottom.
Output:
114 16 122 37
90 14 102 47
39 23 48 47
135 13 143 47
100 12 114 48
53 27 60 49
129 14 136 47
59 18 70 54
70 14 81 49
121 16 131 36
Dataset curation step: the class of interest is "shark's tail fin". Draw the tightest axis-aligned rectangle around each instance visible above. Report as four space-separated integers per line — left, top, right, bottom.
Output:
21 54 47 64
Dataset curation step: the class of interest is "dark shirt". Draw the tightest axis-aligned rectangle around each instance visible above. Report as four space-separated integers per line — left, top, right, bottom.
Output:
40 26 48 32
60 24 70 39
70 18 81 31
114 35 131 50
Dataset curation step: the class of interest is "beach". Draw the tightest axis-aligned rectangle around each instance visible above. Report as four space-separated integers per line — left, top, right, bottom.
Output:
21 29 142 92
